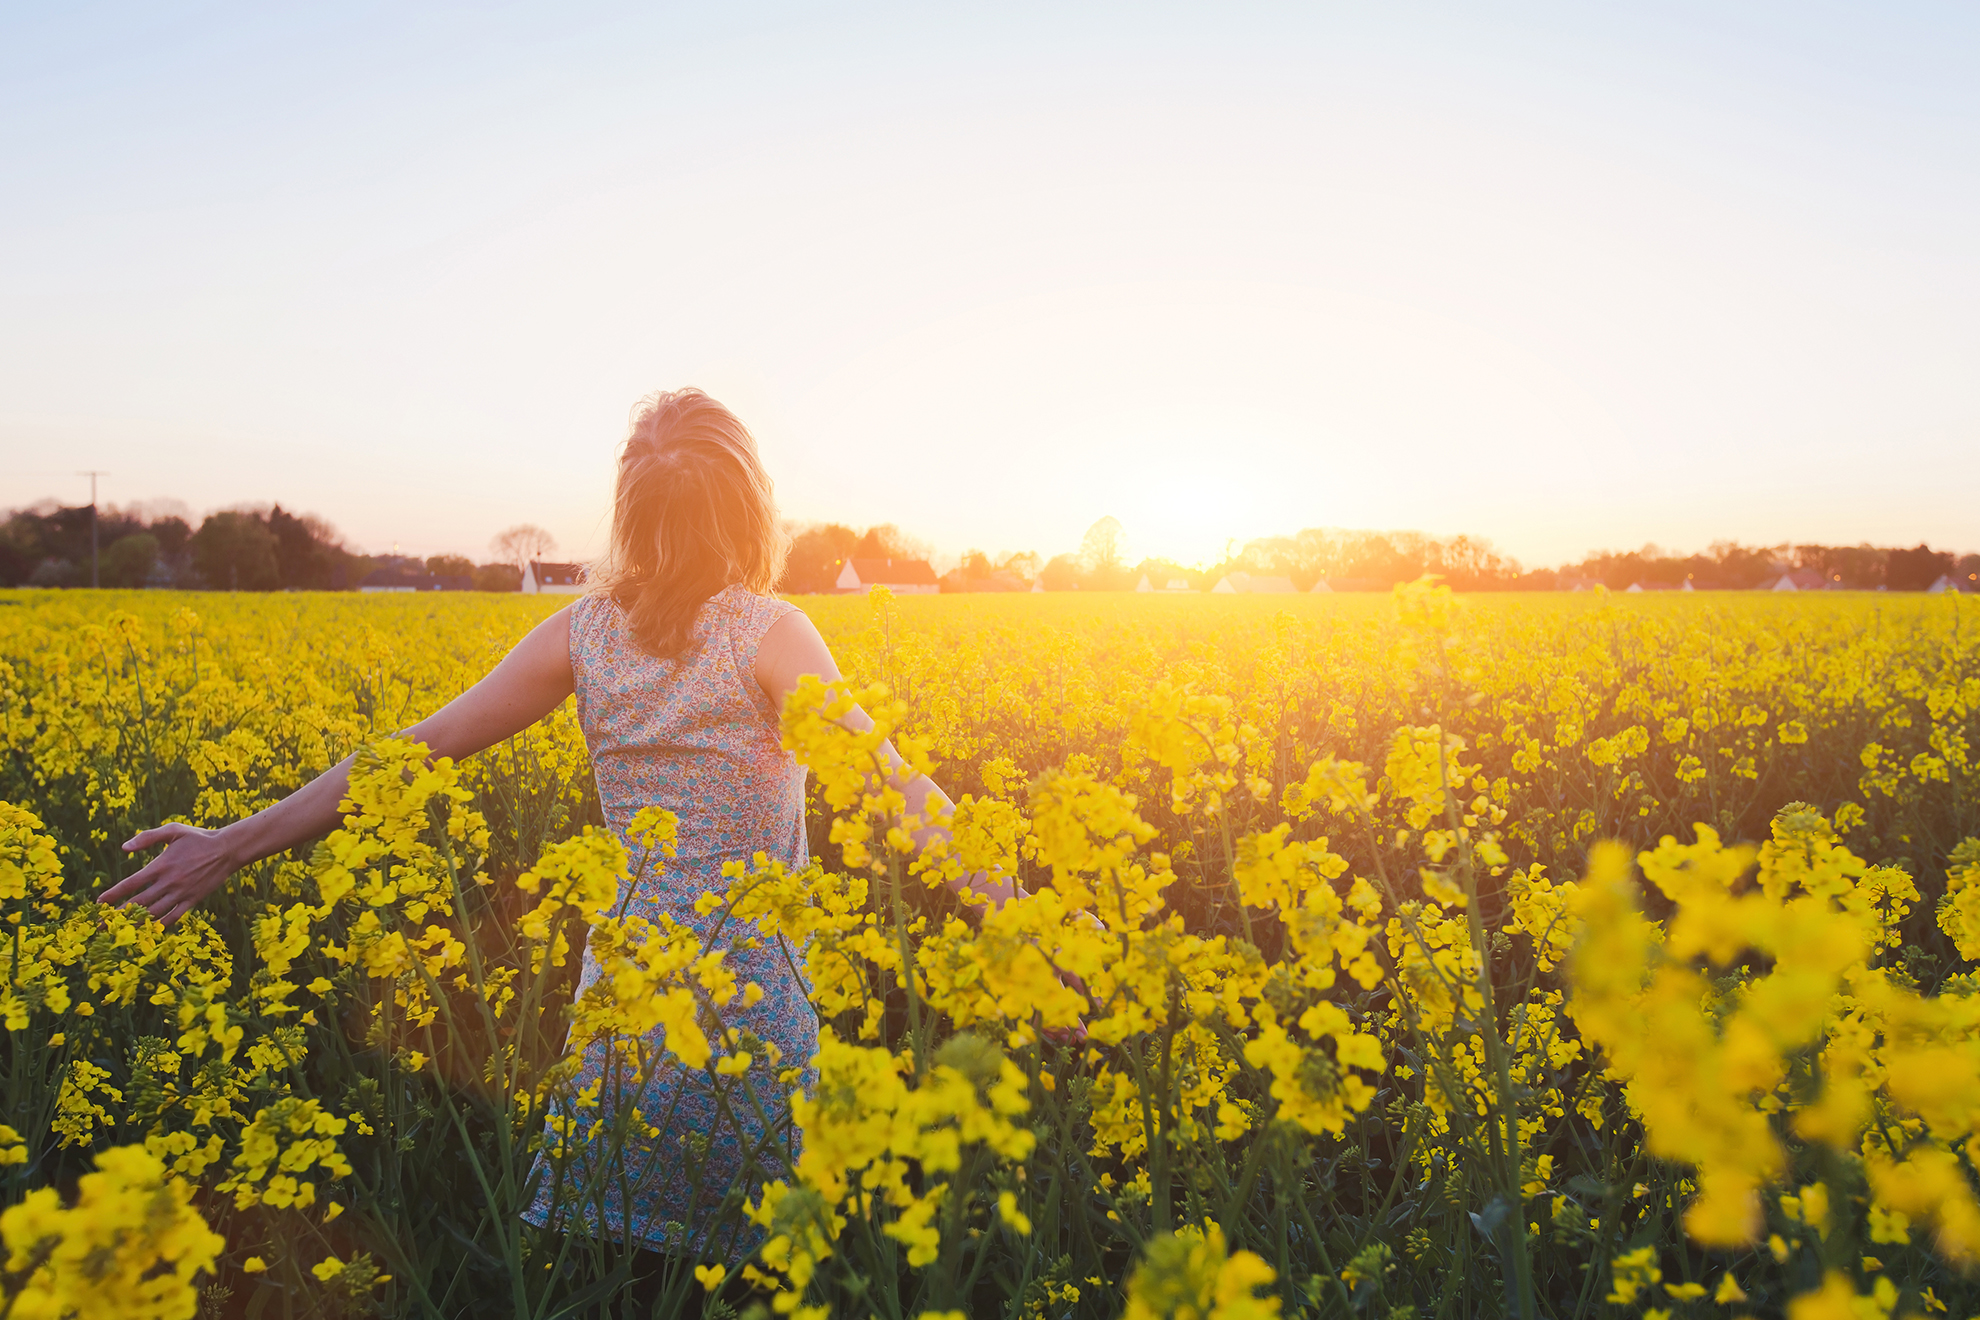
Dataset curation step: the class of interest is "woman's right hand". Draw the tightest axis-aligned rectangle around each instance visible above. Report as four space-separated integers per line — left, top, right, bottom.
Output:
93 606 578 929
99 822 243 928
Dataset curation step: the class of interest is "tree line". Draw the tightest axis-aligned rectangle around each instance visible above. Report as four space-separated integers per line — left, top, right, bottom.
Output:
0 502 544 592
1012 521 1980 593
1551 540 1980 591
5 497 1975 594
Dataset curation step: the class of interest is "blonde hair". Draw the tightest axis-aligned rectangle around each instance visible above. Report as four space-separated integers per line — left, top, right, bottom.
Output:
587 389 789 658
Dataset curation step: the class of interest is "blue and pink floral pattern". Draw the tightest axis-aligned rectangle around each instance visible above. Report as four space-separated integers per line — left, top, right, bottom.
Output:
527 584 815 1255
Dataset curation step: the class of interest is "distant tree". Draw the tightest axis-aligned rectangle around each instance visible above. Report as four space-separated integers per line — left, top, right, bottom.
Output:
1793 544 1886 590
783 523 861 593
149 516 192 558
851 524 932 562
95 505 150 549
101 533 160 588
1356 534 1427 585
1958 553 1980 589
938 550 1009 594
265 505 343 590
1886 544 1953 591
0 513 41 586
1571 546 1661 590
191 512 280 591
426 554 475 579
490 524 558 572
33 506 96 573
1077 517 1128 589
1425 535 1523 591
1040 553 1081 591
1704 542 1783 590
999 551 1041 583
473 562 523 592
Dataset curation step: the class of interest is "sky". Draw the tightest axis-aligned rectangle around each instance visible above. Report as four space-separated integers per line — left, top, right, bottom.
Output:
3 2 1978 570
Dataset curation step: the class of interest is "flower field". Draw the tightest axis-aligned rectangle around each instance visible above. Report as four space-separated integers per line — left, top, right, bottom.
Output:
3 583 1979 1320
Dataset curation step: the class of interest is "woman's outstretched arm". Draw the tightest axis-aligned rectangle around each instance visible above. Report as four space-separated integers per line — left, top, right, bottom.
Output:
755 609 1020 909
101 606 578 926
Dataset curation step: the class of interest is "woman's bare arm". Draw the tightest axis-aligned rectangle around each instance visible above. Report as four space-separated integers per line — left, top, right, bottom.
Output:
101 606 578 926
754 609 1020 908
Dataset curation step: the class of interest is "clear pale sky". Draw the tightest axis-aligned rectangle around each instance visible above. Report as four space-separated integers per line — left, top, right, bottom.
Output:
4 3 1977 569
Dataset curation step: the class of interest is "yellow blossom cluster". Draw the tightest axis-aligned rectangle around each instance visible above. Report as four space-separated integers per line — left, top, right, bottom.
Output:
1 1144 223 1320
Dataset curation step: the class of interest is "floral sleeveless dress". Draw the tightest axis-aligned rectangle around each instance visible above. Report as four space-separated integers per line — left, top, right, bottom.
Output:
528 584 815 1255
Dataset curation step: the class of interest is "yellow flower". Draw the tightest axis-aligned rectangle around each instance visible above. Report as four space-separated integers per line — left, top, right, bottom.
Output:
1785 1271 1894 1320
1606 1246 1661 1304
0 1144 224 1318
1124 1223 1279 1320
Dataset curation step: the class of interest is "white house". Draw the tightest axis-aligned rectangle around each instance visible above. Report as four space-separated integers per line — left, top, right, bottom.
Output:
524 561 586 594
1136 574 1154 592
1762 569 1826 592
1309 579 1332 594
1928 574 1977 594
834 557 940 594
1212 572 1297 594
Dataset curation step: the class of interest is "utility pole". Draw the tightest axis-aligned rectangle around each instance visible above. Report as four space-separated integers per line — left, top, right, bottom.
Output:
80 471 107 588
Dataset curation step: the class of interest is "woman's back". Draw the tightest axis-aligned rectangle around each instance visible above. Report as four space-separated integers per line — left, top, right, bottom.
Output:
538 583 817 1253
571 583 808 903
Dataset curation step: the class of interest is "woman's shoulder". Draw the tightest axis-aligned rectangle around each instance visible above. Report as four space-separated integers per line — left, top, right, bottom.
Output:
568 590 629 652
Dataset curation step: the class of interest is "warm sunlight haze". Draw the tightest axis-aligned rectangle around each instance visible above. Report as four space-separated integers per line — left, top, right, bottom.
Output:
4 4 1978 567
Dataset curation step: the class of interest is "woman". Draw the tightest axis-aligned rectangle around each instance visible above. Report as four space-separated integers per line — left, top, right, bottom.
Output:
100 387 1013 1258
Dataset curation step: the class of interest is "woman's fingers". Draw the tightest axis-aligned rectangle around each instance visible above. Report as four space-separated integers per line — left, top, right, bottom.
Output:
97 857 165 906
99 823 214 908
122 822 192 853
100 863 193 925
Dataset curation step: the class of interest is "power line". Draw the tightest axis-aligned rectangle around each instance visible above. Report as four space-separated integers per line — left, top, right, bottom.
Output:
80 470 107 589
